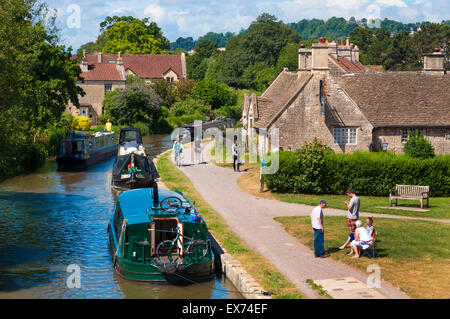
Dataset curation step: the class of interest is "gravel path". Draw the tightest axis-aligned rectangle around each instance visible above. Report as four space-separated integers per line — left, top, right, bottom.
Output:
164 144 412 299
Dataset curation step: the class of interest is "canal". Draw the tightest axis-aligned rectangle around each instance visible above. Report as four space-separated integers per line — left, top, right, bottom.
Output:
0 134 242 298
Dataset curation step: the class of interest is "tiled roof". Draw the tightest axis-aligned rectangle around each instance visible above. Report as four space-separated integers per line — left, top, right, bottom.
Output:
82 54 184 79
254 71 313 128
329 56 367 73
80 63 125 81
335 72 450 127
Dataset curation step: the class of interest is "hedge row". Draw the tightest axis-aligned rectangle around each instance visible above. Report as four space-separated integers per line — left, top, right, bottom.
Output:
265 151 450 197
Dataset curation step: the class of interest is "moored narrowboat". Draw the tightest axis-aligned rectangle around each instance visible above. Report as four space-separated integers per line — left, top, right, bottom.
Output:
111 152 160 191
112 127 155 191
108 186 214 283
57 131 116 170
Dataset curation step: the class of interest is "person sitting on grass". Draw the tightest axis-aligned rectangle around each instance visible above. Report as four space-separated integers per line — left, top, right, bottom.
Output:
365 217 377 243
349 220 372 258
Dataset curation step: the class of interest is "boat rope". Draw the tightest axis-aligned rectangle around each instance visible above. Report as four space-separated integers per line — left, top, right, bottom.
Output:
170 272 274 297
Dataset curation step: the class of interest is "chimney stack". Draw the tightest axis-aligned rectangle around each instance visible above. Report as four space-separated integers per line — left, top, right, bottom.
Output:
97 52 102 64
312 39 329 73
116 51 125 79
80 49 88 72
298 43 312 71
423 48 445 75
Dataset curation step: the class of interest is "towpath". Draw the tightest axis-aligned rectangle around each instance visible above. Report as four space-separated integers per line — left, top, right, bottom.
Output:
162 143 421 299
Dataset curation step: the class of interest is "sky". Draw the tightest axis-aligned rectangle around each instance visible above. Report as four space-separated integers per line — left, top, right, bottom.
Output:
44 0 449 51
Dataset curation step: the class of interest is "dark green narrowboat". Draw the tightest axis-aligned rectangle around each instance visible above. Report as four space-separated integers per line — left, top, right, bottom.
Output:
108 185 214 284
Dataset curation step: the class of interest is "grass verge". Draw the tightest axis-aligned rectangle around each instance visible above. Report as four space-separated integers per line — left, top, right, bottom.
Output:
156 152 304 299
305 279 333 299
276 216 450 299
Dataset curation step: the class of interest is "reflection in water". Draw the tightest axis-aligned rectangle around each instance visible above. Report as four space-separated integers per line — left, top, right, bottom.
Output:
0 134 241 298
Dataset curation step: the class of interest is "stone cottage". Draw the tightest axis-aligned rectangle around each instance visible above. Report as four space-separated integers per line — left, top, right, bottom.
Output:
241 39 450 155
67 51 187 124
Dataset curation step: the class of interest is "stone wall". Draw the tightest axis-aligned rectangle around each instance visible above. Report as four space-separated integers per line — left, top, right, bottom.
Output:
66 80 126 125
373 127 450 155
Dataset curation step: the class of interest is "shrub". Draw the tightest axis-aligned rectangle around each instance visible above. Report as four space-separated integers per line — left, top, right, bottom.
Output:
73 116 91 131
47 128 65 156
403 132 435 159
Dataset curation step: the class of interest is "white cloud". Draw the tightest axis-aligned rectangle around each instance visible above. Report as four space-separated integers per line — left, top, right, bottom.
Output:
375 0 408 8
144 4 167 23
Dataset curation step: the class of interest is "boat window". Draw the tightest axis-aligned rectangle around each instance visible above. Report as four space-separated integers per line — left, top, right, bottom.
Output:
114 207 124 239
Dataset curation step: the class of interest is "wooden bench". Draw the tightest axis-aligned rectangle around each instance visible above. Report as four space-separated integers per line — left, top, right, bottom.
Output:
389 184 429 209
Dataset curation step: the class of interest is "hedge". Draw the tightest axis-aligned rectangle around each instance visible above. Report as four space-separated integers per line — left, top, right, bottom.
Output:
265 151 450 197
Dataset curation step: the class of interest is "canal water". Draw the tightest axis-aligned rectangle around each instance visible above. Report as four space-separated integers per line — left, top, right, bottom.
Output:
0 134 242 298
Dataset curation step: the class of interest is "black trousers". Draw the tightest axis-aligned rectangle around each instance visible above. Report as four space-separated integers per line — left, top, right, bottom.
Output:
233 155 241 171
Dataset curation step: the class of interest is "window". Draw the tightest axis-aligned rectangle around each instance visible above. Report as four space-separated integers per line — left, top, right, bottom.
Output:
333 128 357 145
165 77 174 83
104 84 112 92
401 128 424 143
108 60 116 63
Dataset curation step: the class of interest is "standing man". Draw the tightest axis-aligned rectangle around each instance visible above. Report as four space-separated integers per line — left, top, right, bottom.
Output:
345 188 360 232
311 200 329 258
232 137 241 172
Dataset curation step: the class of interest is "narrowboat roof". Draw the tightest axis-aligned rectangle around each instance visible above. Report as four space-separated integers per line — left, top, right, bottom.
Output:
117 188 197 225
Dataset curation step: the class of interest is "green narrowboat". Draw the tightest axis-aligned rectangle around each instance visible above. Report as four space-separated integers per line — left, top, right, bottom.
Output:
108 185 215 284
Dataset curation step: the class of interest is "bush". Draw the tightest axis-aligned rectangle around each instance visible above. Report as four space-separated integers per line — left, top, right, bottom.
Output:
73 116 91 131
265 143 450 197
403 132 435 159
47 128 65 156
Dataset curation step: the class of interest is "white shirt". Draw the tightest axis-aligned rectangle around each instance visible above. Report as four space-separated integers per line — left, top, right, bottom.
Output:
310 206 323 230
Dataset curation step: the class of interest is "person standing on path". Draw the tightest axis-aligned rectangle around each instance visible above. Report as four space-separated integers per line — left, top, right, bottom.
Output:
173 137 183 167
311 200 329 258
232 138 241 172
345 188 360 232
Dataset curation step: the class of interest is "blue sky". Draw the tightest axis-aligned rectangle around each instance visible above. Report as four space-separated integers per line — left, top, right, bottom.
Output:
44 0 449 51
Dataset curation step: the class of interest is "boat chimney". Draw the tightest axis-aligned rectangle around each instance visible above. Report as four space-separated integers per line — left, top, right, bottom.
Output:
152 182 159 208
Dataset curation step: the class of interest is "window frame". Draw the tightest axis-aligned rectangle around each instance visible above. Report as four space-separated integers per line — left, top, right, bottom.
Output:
333 127 357 145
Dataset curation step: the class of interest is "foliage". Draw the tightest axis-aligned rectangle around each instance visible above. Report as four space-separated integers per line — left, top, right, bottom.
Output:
193 79 237 109
170 36 196 52
350 23 450 70
403 132 435 159
217 13 301 88
288 17 359 40
266 149 450 197
169 97 211 117
103 82 162 125
242 62 278 91
73 116 91 131
277 43 300 72
186 39 219 80
102 18 169 54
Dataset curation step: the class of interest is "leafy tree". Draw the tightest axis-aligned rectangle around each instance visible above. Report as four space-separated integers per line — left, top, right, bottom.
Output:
403 132 435 159
169 97 210 117
186 39 218 80
218 13 300 88
194 79 237 109
103 83 162 125
197 32 235 47
277 43 300 71
170 37 196 51
102 20 169 54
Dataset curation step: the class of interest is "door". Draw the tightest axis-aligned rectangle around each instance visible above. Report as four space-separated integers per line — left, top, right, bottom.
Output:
177 222 184 255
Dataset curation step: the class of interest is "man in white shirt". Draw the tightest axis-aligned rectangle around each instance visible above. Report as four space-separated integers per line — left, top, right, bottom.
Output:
311 200 329 258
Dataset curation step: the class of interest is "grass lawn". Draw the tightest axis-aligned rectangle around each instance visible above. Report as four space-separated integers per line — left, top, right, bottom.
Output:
156 152 304 299
275 216 450 299
232 163 450 220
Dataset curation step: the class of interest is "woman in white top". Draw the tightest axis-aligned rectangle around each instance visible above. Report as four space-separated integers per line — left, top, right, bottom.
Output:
349 220 372 258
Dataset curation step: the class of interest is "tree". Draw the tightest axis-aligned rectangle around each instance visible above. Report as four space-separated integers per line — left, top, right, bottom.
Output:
186 39 218 80
218 13 300 88
103 82 162 125
102 20 169 54
194 79 237 109
277 43 300 71
403 132 435 159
